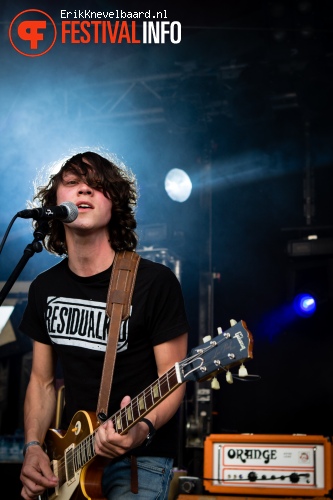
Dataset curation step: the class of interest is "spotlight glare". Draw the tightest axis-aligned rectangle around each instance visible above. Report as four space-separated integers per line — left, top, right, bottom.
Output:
293 293 317 317
165 168 192 203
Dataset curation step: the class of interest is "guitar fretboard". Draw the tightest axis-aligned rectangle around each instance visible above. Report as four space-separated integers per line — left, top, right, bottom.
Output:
71 364 181 472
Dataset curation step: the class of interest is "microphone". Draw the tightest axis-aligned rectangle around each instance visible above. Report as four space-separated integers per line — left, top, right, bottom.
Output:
17 201 79 223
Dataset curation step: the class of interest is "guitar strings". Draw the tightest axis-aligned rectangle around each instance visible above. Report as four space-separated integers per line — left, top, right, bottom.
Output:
48 367 178 480
49 340 250 480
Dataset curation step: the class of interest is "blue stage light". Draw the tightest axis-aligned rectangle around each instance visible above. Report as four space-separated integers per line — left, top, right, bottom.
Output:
293 293 317 317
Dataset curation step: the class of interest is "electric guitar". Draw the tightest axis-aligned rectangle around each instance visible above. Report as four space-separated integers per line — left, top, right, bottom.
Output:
41 319 253 500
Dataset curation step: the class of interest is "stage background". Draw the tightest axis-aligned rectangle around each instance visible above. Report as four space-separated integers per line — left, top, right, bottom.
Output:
0 0 332 465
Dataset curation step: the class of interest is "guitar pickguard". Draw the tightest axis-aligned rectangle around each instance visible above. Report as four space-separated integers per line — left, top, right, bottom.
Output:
43 411 103 500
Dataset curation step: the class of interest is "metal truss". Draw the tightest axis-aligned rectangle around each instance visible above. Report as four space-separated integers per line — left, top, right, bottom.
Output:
62 64 247 127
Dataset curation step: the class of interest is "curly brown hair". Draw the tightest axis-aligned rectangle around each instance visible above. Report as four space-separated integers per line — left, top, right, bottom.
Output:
34 151 138 255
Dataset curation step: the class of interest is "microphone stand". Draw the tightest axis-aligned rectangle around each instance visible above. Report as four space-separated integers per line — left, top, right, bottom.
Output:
0 220 50 306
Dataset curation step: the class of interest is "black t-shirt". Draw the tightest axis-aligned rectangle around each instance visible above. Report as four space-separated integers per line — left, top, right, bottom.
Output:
19 256 190 458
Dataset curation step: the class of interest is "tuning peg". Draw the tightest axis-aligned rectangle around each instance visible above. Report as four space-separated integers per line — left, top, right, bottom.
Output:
217 327 223 335
226 370 233 384
238 364 248 377
211 377 220 390
230 319 237 326
203 335 211 343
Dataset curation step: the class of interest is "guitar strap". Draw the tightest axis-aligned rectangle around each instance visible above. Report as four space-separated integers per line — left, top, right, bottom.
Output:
96 249 141 494
96 249 141 423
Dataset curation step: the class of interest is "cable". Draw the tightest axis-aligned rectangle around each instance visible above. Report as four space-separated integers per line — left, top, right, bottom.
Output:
0 215 18 254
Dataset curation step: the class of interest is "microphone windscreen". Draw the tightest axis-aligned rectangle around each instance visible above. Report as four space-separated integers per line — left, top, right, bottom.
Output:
61 202 79 223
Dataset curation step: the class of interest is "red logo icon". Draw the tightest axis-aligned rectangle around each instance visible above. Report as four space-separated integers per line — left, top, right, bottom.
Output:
9 9 57 57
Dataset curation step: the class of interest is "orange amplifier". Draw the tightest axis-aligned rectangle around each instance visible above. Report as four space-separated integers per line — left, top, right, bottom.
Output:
203 433 333 497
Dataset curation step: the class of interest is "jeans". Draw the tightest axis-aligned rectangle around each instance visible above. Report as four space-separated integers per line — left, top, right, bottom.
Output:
102 455 174 499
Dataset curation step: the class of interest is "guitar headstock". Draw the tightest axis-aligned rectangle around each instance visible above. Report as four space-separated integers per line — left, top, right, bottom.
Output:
180 319 253 384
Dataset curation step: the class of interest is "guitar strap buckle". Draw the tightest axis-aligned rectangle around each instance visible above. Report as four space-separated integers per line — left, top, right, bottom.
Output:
97 412 108 423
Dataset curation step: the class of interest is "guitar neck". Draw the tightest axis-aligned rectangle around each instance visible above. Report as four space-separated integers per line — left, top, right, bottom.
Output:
75 363 182 469
112 364 182 433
